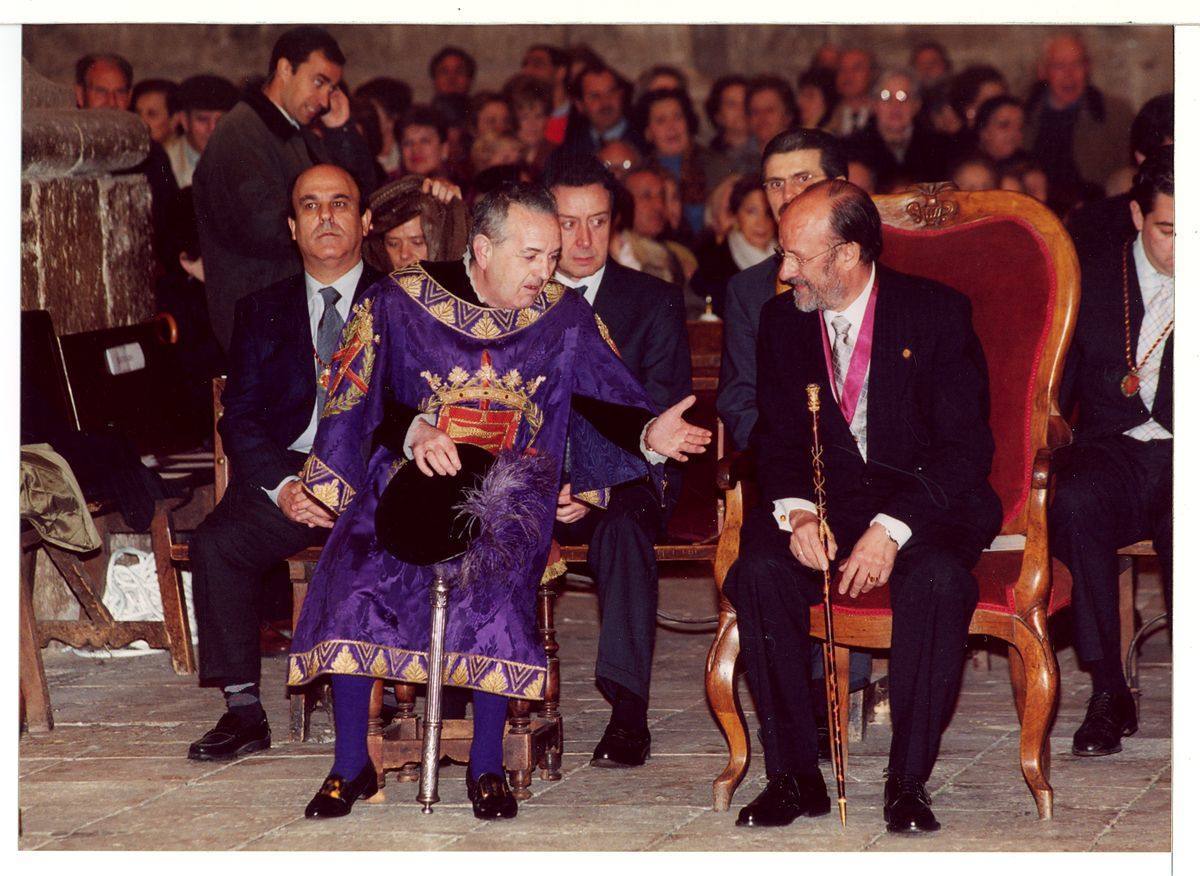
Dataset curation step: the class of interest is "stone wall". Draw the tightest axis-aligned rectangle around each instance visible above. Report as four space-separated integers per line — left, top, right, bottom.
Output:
23 23 1173 128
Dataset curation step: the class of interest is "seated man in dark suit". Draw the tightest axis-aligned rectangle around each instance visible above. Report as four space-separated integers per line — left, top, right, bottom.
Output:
187 164 382 760
724 180 1000 832
1051 145 1173 757
543 154 693 767
715 129 870 734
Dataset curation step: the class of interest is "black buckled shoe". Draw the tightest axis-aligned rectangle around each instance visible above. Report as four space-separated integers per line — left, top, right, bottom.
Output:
466 772 518 819
736 772 831 827
884 774 940 833
591 722 651 768
304 763 379 818
187 711 270 761
1072 689 1138 756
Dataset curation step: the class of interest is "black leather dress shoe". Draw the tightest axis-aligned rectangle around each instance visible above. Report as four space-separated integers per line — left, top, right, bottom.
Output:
736 772 831 827
304 763 379 818
1073 689 1138 756
466 772 518 819
187 712 270 761
884 774 940 833
591 722 651 768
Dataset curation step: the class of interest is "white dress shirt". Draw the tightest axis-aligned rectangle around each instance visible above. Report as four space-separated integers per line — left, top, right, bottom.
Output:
554 263 607 307
263 261 362 505
771 263 913 548
1124 230 1174 442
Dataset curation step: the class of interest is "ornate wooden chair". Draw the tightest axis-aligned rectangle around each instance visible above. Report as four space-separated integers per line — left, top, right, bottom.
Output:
704 185 1080 820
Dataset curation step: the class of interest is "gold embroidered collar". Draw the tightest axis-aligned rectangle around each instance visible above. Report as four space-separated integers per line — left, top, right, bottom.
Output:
391 265 567 340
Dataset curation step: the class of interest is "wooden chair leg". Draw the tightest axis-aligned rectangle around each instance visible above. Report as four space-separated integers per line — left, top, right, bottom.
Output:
537 574 563 780
1118 557 1136 683
1014 619 1058 820
19 544 53 733
395 683 420 782
505 698 534 800
705 604 748 811
149 503 196 674
367 679 386 793
1008 644 1027 720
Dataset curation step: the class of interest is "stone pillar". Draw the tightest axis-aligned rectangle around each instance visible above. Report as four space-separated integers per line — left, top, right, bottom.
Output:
21 57 156 335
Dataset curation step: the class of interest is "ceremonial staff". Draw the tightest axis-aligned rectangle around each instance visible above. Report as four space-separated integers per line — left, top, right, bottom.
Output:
806 383 848 827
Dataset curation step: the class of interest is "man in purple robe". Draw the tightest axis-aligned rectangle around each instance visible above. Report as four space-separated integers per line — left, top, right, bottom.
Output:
289 182 711 820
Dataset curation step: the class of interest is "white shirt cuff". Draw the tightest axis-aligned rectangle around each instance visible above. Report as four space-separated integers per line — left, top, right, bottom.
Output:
640 419 669 465
264 475 299 508
871 513 912 548
403 412 438 459
773 497 817 532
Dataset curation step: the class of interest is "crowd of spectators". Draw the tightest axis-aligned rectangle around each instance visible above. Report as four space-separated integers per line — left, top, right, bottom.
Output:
73 29 1171 333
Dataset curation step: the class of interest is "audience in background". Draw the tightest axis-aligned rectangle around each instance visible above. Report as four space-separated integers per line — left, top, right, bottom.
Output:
634 87 708 235
692 173 776 317
745 76 797 151
165 74 239 189
354 77 414 176
520 44 573 144
972 95 1028 166
638 64 688 96
398 105 451 179
469 91 515 139
429 45 476 97
950 153 999 191
562 62 635 156
946 65 1008 135
830 48 876 135
132 78 178 143
795 67 837 131
598 139 642 182
704 75 757 183
505 74 556 172
910 40 951 92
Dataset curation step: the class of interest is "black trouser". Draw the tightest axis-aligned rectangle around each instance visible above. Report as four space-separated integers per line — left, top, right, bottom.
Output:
191 466 326 687
724 506 982 782
555 480 664 705
1049 435 1172 669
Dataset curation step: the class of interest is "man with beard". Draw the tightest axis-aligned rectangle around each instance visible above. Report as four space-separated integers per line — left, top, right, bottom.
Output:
723 179 1000 832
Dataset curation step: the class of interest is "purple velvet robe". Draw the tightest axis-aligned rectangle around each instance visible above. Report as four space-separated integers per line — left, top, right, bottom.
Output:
287 264 660 700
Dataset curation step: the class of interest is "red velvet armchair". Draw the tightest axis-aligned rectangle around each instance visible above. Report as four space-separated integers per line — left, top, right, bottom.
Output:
705 185 1080 820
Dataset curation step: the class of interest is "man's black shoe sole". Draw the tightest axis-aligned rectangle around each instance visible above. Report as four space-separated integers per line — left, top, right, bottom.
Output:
187 736 271 762
736 799 832 827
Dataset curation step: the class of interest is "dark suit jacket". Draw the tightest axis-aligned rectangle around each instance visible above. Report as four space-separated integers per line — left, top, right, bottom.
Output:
715 255 780 451
1060 236 1173 442
844 123 954 190
586 261 692 504
219 265 383 492
753 265 1001 543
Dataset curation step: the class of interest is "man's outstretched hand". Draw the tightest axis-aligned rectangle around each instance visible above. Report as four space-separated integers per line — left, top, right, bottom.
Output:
645 395 713 462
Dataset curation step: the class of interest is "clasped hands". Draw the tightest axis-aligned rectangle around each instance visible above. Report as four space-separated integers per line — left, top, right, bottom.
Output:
787 509 897 598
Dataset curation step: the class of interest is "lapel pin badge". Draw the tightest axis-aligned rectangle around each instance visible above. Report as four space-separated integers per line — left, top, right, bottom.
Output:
902 348 912 359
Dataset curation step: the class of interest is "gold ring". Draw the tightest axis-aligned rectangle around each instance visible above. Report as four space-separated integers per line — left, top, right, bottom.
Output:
867 574 879 584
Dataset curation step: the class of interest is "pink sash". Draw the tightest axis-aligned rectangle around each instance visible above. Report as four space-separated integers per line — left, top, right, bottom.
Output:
820 280 879 426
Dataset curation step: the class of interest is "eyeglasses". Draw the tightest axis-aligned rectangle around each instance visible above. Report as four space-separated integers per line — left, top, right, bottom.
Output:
762 171 825 194
774 242 845 273
603 158 634 172
878 88 911 103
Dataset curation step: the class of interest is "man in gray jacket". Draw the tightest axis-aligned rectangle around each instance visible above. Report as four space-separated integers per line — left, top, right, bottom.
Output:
193 26 377 350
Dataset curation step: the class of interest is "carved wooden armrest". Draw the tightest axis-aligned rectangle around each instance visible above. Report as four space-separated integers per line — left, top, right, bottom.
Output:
716 449 754 492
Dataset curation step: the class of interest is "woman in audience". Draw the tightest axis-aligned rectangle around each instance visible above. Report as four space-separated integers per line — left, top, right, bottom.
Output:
947 65 1008 133
633 87 710 236
795 66 838 131
363 175 468 273
397 105 452 181
503 75 556 172
691 174 776 317
469 91 514 139
973 95 1029 165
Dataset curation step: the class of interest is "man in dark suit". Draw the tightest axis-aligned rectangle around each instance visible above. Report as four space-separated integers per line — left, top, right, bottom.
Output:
717 128 848 452
557 63 639 160
724 180 1000 832
544 155 692 767
1051 146 1173 757
187 164 382 761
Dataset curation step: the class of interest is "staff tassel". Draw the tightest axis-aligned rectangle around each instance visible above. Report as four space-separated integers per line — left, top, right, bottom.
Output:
806 383 848 827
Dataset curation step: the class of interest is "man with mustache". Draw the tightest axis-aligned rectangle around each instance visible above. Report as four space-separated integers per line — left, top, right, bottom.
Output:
723 180 1000 833
193 25 377 351
187 164 382 764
